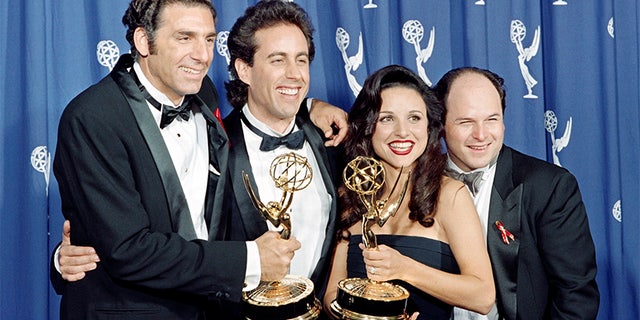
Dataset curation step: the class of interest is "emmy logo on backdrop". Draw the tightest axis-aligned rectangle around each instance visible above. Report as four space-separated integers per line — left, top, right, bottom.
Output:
330 156 411 320
242 152 321 320
608 17 615 38
611 200 622 223
363 0 378 9
475 0 486 6
215 30 233 78
96 40 120 71
510 20 540 99
553 0 568 5
216 31 231 66
402 20 435 86
30 146 50 196
544 110 572 167
336 27 364 97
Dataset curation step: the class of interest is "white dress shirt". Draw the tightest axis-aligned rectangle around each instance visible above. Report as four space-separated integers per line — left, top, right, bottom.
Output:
134 63 209 240
448 157 499 320
241 104 331 289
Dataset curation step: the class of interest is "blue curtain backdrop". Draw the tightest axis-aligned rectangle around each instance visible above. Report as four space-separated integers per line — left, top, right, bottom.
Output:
1 0 638 319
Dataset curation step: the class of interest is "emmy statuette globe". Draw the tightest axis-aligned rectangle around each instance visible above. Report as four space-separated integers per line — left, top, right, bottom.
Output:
241 153 321 320
330 156 411 320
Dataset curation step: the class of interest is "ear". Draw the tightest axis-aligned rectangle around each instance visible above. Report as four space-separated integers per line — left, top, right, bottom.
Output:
133 27 150 57
235 59 251 85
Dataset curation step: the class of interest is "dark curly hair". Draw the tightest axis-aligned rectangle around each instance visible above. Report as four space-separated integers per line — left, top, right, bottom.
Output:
338 65 447 239
122 0 217 61
224 0 316 109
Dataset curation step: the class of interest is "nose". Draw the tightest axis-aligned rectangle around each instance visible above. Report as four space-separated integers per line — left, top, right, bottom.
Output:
472 123 487 140
395 119 410 137
284 60 302 80
192 38 212 63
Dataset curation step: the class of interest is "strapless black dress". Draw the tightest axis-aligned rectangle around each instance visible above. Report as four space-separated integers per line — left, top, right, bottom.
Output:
347 235 460 320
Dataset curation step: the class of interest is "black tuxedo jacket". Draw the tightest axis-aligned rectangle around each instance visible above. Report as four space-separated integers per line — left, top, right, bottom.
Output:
223 106 343 298
487 146 599 320
52 54 246 319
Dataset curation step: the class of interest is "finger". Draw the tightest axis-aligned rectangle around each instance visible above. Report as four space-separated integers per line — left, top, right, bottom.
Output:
286 236 302 250
62 220 71 245
62 261 98 274
61 245 98 257
63 220 71 236
332 114 348 141
61 262 97 282
62 271 87 282
62 253 100 266
323 131 336 147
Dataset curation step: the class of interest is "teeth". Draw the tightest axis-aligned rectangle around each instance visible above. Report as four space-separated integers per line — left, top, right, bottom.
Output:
390 142 413 149
277 88 299 95
180 67 200 74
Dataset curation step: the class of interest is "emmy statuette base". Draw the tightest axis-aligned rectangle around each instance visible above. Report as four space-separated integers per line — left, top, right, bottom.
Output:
329 278 409 319
243 275 321 320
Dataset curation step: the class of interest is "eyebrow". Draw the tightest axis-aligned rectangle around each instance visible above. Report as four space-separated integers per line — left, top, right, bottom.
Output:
266 51 309 59
175 30 217 38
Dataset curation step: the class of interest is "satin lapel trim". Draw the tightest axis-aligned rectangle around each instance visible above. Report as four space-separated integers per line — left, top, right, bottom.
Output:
227 112 268 239
488 183 522 320
193 95 230 240
296 115 338 284
113 61 198 241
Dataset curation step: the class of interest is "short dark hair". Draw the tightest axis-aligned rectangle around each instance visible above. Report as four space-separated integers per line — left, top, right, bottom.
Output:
225 0 315 109
338 65 446 238
122 0 217 60
433 66 507 123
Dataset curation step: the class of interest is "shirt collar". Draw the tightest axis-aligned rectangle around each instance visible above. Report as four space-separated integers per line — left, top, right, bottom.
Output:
133 62 185 108
241 104 297 138
446 154 497 177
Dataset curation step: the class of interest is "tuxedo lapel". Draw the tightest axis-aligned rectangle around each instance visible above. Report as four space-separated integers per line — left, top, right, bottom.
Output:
487 146 521 320
226 111 269 239
196 95 230 241
296 114 339 285
297 114 337 204
111 55 197 241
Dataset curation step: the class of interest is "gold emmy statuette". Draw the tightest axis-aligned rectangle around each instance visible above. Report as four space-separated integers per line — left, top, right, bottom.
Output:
241 152 321 320
330 156 411 320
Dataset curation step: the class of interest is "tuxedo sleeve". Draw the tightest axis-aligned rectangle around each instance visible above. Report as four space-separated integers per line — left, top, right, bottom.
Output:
53 96 246 301
49 242 65 295
537 171 599 319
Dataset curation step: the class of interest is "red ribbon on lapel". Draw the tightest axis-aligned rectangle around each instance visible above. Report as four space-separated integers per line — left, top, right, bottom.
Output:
495 220 515 244
213 108 230 148
214 108 225 128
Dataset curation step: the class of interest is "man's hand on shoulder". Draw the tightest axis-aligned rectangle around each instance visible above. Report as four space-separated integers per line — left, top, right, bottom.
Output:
309 99 348 147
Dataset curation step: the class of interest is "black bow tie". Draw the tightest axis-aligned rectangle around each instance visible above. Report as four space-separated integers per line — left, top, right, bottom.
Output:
240 113 305 151
446 169 484 196
145 95 193 129
129 69 193 129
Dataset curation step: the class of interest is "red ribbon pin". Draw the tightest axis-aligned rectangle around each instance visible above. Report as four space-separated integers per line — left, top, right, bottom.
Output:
495 220 515 244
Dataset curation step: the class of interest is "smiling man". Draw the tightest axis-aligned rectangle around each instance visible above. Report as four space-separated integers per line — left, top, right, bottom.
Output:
435 67 599 320
221 0 343 318
52 0 302 318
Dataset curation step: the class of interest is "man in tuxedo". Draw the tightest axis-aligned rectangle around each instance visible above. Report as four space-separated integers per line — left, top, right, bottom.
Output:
52 0 303 318
221 1 342 317
433 67 599 319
